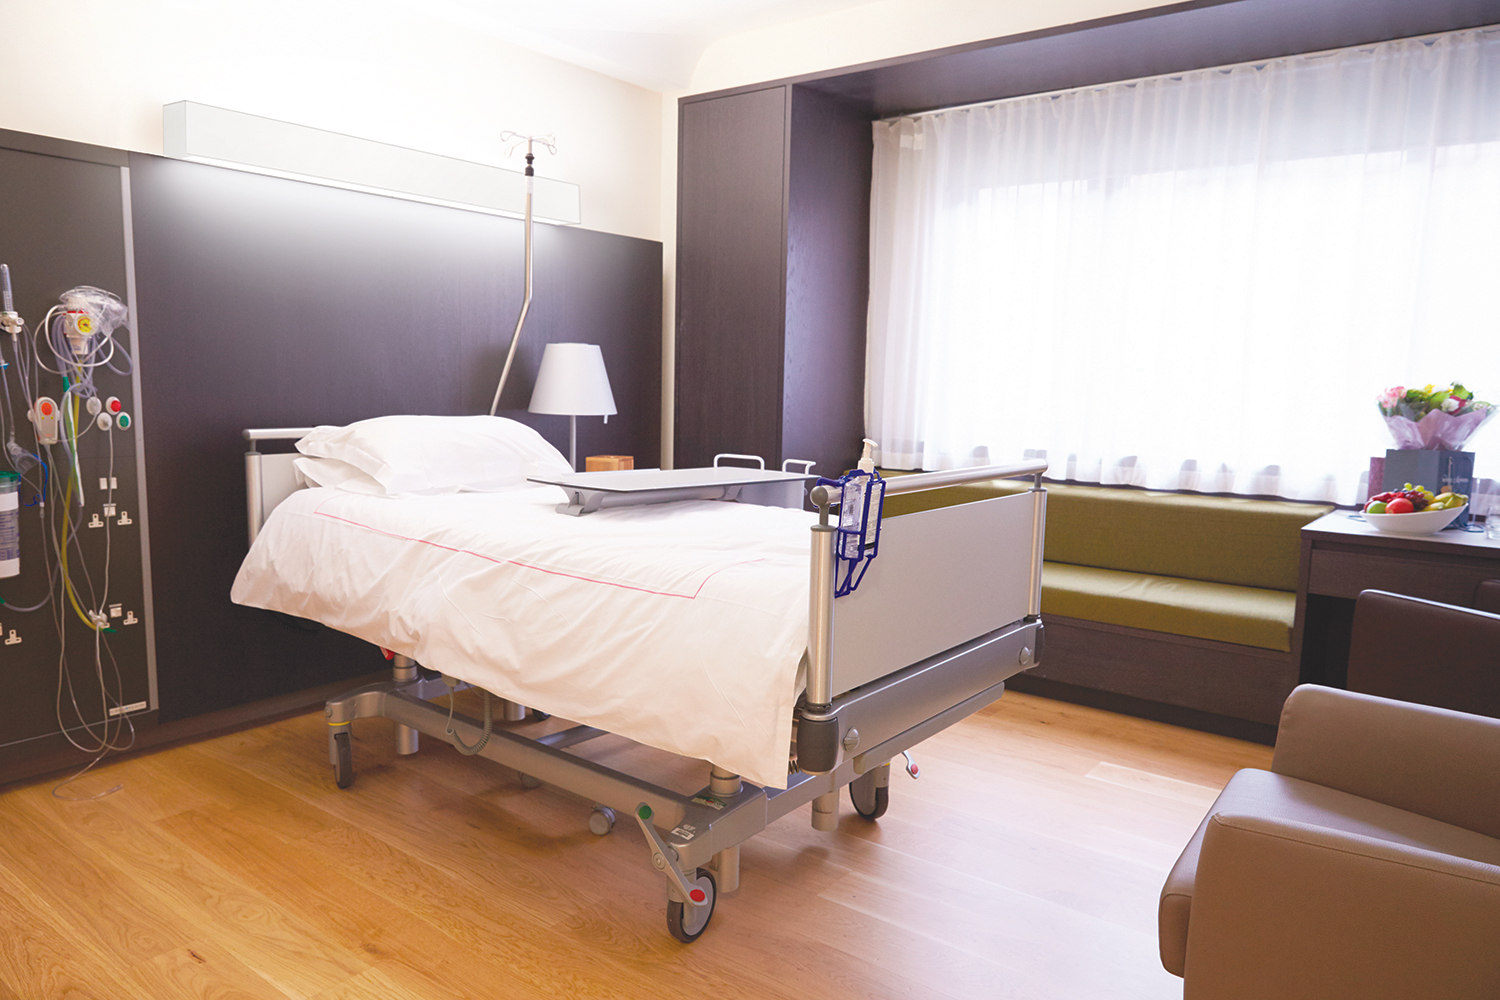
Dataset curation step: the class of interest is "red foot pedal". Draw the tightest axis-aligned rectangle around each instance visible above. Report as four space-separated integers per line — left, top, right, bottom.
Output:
902 750 920 779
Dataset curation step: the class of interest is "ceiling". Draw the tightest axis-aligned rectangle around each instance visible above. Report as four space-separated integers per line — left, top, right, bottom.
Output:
386 0 878 91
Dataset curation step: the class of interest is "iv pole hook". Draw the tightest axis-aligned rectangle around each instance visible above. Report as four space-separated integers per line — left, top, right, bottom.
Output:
488 133 557 416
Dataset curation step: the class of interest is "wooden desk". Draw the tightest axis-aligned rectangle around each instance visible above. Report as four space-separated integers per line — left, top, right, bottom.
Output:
1292 511 1500 687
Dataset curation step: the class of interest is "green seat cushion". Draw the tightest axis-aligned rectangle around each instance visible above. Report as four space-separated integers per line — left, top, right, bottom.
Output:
1041 561 1297 652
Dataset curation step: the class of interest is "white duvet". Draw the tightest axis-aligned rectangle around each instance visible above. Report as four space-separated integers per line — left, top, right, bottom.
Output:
231 486 814 787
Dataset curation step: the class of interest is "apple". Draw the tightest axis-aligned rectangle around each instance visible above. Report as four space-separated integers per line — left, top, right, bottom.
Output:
1386 497 1415 514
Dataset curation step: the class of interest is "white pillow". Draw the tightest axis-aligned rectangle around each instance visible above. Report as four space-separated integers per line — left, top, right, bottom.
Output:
292 456 437 495
296 415 572 495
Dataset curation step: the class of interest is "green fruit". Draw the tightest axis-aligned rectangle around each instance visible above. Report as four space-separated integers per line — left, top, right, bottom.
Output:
1365 501 1388 514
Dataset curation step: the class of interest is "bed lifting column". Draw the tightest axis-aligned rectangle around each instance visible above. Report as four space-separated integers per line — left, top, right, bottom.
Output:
391 656 421 755
708 766 742 893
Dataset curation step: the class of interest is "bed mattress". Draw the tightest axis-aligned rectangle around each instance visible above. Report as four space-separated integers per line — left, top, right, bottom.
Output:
231 486 815 787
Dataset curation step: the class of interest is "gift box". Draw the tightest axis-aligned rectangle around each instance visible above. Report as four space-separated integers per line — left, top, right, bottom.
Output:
1381 449 1473 529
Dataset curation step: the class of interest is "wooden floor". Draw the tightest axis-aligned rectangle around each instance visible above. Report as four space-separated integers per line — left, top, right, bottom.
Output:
0 691 1270 1000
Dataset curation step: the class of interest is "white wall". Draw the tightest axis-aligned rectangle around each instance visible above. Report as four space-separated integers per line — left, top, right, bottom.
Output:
0 0 662 242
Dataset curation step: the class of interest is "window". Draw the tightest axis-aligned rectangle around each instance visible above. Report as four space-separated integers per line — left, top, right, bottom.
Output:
867 27 1500 506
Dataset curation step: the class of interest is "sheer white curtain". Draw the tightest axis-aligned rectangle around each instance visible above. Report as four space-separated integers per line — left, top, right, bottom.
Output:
867 27 1500 505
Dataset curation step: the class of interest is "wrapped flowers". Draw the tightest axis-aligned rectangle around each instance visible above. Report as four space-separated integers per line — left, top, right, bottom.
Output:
1377 383 1494 450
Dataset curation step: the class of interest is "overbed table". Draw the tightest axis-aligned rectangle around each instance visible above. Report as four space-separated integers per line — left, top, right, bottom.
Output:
1291 511 1500 688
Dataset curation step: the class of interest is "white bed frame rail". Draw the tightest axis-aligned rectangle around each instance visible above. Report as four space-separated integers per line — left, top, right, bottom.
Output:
243 427 315 545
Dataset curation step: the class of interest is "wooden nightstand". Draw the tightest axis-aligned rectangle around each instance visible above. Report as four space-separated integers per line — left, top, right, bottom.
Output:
585 455 634 472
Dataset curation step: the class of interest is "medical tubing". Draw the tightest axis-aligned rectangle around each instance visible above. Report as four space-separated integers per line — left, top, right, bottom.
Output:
0 340 11 446
105 335 134 376
1 555 59 611
55 454 110 633
446 686 494 755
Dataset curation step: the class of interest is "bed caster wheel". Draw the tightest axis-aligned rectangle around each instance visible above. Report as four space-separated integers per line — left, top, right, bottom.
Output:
849 768 889 820
520 773 542 789
666 869 716 943
588 807 616 836
333 731 354 789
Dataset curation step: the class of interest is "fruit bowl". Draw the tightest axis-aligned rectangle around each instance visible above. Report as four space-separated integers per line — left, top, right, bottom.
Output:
1362 504 1466 535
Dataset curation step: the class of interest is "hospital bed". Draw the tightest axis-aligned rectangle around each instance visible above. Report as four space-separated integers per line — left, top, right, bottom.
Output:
233 418 1047 942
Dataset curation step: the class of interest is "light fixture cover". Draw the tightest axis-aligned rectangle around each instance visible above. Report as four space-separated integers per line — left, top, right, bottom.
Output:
529 343 616 416
162 101 581 225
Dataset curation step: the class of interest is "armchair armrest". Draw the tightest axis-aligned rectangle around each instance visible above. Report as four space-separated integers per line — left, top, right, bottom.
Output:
1185 812 1500 1000
1272 685 1500 840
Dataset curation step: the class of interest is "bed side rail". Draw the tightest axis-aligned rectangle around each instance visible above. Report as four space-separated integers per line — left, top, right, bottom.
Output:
878 458 1048 623
878 460 1047 497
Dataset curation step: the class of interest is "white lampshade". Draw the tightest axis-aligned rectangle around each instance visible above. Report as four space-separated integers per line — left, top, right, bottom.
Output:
529 343 616 416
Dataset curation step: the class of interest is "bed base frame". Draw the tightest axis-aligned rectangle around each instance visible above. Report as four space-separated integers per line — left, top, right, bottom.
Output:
243 428 1046 942
324 613 1039 894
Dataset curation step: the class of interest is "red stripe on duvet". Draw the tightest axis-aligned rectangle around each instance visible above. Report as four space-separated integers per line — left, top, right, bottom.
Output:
311 502 761 599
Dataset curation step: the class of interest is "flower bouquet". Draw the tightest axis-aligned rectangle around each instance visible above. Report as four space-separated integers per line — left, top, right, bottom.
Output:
1377 383 1494 450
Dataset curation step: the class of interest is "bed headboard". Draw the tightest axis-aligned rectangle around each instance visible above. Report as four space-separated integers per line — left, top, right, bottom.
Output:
244 428 314 545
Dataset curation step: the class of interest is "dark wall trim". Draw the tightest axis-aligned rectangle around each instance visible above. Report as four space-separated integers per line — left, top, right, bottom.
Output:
0 127 129 168
682 0 1500 117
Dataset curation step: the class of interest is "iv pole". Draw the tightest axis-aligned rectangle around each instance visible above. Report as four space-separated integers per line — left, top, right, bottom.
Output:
488 133 556 416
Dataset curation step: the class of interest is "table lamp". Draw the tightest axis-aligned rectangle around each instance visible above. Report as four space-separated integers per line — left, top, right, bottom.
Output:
529 342 616 470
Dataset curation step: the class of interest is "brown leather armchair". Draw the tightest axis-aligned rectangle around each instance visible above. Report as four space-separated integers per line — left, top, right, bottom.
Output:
1158 684 1500 999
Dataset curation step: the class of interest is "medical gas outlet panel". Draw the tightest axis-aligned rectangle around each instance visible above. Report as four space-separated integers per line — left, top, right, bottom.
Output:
0 264 153 771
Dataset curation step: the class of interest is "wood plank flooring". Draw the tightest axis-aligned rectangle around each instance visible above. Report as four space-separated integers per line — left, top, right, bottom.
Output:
0 692 1271 1000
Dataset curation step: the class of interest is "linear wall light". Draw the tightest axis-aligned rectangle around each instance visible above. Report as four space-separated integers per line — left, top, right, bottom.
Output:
161 101 581 225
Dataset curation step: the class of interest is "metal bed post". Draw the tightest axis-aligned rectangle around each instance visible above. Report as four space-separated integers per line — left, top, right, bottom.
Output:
1028 470 1047 621
804 486 840 831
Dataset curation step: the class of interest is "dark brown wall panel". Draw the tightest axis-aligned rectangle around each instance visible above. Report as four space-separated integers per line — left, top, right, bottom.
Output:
128 152 660 721
674 87 789 469
783 87 873 479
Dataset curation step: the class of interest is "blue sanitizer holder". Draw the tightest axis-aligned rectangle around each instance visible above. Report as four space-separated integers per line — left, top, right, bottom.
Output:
817 468 885 596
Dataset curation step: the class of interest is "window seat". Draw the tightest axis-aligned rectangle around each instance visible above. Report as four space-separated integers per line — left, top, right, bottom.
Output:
883 478 1333 740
